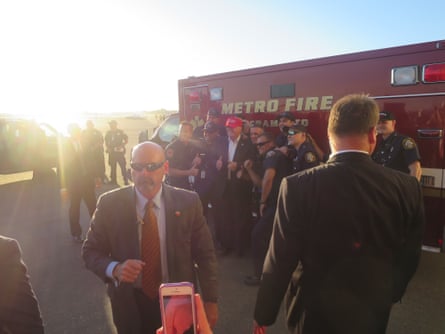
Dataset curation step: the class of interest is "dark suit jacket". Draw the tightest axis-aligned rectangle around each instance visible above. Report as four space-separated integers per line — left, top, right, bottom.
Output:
59 137 94 190
82 184 218 334
0 236 44 334
254 152 424 334
222 136 256 196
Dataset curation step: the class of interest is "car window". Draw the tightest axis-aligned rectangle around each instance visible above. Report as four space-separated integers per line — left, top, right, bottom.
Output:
158 114 179 143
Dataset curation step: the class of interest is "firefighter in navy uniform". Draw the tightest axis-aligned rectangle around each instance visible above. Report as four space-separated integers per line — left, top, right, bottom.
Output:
372 110 422 181
166 121 202 190
287 124 321 173
244 132 292 285
193 122 227 249
193 108 227 140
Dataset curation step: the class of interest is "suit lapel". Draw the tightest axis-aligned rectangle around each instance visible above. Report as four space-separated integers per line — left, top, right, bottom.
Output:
162 184 177 277
122 186 140 258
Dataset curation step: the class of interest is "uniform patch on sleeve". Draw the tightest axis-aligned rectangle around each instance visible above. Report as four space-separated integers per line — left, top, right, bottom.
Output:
402 138 416 150
305 152 316 163
266 150 276 158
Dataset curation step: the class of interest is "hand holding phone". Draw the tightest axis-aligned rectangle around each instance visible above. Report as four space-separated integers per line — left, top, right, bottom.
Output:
157 293 212 334
159 282 197 334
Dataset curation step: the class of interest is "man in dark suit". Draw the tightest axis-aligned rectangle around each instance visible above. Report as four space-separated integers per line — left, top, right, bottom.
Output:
82 141 218 334
253 94 425 334
0 235 44 334
60 123 97 243
219 116 256 256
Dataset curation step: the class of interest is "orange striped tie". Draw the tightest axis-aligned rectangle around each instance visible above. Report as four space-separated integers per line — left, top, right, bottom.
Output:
141 201 162 299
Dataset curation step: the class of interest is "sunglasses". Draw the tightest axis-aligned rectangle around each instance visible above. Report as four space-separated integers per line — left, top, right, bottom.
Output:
256 140 271 147
287 130 302 136
130 161 165 172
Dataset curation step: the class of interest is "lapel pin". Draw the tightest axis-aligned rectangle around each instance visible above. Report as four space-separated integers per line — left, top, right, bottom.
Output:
175 211 181 217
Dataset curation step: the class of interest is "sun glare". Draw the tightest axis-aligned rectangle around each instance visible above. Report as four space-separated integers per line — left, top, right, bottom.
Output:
34 113 90 136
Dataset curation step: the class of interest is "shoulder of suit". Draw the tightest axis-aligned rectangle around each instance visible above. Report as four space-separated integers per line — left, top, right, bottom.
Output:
163 184 199 204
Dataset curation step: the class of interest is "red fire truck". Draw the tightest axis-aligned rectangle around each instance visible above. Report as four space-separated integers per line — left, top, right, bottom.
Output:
153 40 445 251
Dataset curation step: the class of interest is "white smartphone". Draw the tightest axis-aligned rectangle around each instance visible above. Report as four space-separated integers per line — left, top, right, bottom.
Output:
159 282 197 334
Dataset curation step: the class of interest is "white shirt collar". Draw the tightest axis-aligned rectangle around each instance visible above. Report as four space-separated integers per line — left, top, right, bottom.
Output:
330 149 369 159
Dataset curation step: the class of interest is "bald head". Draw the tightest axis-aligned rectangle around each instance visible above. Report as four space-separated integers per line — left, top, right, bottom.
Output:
132 141 166 162
131 141 168 199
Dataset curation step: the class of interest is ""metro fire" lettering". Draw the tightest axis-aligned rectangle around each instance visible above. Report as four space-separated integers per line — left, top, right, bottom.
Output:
221 96 333 114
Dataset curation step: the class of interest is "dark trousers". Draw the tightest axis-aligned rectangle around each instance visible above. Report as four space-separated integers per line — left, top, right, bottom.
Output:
109 152 128 184
68 177 96 237
133 289 162 334
251 205 276 277
221 180 252 254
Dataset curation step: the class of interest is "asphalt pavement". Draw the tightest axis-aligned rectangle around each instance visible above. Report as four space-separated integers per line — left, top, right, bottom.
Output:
0 174 444 334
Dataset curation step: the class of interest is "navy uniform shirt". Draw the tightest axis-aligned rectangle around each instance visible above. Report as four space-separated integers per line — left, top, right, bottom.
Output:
165 139 201 190
105 129 128 154
262 148 292 206
372 132 421 174
194 136 226 198
292 140 320 173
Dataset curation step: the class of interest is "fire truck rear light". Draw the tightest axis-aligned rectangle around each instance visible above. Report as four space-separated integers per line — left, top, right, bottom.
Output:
391 66 418 86
422 63 445 83
189 91 201 102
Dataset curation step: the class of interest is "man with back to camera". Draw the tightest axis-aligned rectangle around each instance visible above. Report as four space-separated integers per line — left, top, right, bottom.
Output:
82 141 218 334
253 94 424 334
372 110 422 181
60 123 97 243
0 235 44 334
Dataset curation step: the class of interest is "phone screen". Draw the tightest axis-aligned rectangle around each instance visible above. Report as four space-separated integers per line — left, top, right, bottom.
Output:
160 284 197 334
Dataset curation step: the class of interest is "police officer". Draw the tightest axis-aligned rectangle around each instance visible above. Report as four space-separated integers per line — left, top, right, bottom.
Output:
195 122 225 220
287 124 321 173
372 110 422 181
166 121 202 190
275 112 296 148
244 132 292 285
104 120 129 185
193 108 227 139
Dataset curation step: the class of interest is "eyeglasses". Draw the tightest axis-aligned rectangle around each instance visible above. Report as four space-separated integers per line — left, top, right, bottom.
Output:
256 140 271 147
130 161 165 172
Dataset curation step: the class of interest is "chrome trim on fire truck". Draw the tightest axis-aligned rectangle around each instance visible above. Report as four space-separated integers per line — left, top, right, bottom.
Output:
417 129 443 139
371 92 445 99
421 168 444 189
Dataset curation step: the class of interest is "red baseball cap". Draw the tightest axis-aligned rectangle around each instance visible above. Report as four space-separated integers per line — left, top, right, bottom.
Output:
225 116 243 128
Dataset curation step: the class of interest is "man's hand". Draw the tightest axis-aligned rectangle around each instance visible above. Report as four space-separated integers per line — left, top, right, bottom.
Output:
192 154 202 167
188 167 200 177
157 294 214 334
244 159 253 170
216 156 223 171
112 259 145 283
259 203 266 217
228 161 238 172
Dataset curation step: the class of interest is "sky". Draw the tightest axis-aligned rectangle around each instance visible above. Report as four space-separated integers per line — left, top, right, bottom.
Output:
0 0 444 124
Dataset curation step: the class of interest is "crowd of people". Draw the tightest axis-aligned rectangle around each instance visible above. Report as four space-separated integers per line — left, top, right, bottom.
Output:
1 94 425 334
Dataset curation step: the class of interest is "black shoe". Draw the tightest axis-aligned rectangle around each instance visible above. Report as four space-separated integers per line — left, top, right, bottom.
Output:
244 275 261 286
72 236 84 244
